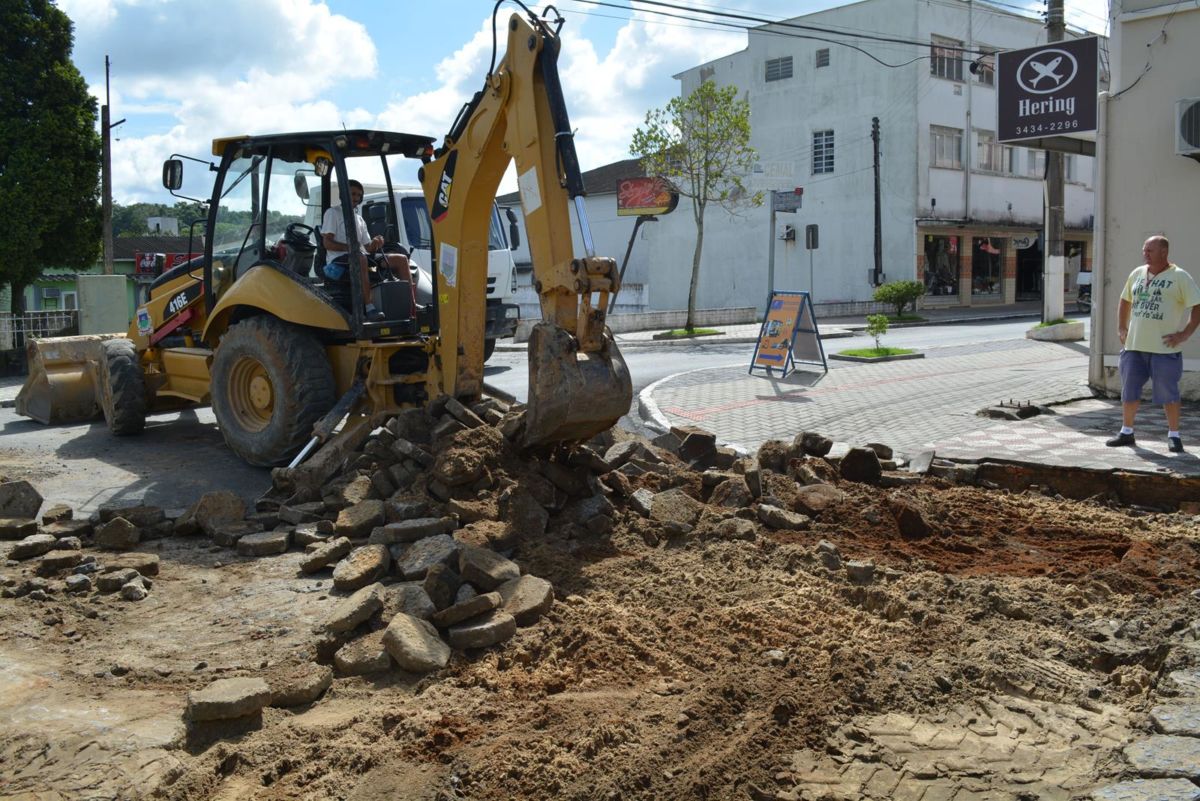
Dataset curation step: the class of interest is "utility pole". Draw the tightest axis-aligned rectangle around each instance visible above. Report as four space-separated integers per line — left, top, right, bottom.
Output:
1043 0 1066 322
871 117 882 286
101 55 125 276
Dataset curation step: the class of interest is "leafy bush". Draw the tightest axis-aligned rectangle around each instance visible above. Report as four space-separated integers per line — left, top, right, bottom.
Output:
865 314 889 352
873 280 925 318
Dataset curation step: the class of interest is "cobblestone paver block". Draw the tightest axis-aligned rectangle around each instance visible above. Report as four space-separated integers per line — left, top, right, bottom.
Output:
1123 736 1200 780
1150 704 1200 737
1165 668 1200 698
782 694 1135 800
1091 778 1200 801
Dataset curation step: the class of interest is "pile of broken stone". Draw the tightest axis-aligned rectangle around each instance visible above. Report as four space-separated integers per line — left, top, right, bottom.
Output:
0 482 162 602
1 390 950 732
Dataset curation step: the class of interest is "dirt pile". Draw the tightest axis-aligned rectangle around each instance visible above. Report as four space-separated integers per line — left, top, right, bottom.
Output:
1 403 1200 800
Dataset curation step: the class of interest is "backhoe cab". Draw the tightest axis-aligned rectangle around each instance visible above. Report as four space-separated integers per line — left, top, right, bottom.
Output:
16 8 631 471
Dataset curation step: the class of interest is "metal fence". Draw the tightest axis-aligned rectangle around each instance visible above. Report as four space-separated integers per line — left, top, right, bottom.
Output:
0 310 78 351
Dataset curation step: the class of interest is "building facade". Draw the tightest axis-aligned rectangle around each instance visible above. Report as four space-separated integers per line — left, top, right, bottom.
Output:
1092 0 1200 399
21 235 196 318
657 0 1099 313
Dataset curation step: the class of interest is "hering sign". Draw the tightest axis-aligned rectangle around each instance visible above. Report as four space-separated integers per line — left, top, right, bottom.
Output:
996 36 1098 143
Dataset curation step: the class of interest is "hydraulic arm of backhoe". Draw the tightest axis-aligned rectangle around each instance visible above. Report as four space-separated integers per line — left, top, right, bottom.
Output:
420 9 632 447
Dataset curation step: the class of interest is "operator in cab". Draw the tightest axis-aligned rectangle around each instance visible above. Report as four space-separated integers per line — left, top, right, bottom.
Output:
322 179 414 321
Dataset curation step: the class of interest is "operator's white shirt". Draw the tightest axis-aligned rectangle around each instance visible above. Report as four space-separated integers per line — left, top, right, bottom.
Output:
322 205 370 263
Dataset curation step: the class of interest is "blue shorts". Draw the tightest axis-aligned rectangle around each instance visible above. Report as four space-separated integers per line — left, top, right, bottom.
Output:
323 256 349 282
1119 350 1183 404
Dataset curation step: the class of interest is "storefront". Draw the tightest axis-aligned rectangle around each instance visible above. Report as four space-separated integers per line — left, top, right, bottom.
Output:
916 224 1091 308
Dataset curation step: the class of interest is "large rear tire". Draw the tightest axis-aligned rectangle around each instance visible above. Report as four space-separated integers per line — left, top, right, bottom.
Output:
99 338 147 436
211 317 335 467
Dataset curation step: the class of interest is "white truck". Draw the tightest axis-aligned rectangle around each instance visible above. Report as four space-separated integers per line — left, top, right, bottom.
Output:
360 188 520 360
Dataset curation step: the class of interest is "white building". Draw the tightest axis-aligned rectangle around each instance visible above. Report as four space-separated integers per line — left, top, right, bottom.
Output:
1092 0 1200 400
502 0 1105 317
654 0 1101 314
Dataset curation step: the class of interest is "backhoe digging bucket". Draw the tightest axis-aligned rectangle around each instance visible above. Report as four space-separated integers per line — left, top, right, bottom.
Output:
524 323 632 448
14 334 120 425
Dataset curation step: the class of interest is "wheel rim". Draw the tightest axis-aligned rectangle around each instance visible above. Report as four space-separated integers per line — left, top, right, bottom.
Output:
227 355 274 432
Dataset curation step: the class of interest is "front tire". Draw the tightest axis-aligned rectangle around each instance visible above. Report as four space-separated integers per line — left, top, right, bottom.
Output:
100 338 147 436
210 317 335 467
483 337 497 362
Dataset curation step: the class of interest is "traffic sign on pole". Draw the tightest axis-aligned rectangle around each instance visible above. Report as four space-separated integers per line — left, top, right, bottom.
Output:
772 187 803 213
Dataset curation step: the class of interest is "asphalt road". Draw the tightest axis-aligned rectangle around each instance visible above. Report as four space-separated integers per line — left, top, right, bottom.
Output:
485 317 1089 435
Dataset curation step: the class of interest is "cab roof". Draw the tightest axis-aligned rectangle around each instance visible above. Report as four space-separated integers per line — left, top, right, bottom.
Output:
211 130 437 160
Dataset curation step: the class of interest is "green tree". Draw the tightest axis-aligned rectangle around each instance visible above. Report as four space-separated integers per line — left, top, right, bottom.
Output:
631 81 762 331
0 1 101 312
865 313 889 352
873 280 925 318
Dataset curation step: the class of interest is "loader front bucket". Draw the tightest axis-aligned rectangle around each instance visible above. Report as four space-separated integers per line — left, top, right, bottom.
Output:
14 334 120 425
524 323 632 448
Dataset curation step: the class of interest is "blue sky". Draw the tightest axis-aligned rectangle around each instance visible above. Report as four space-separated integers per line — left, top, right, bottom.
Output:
59 0 1108 204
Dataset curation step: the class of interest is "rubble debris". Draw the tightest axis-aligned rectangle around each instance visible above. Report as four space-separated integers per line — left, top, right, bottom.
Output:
41 503 72 524
236 530 290 557
0 518 38 540
383 613 451 673
120 576 151 601
322 583 383 634
186 677 272 722
91 516 140 550
496 575 554 626
839 447 882 484
0 479 43 519
267 663 333 708
334 631 392 676
431 591 501 628
332 544 391 592
9 533 58 560
98 504 165 529
96 568 140 593
300 537 352 574
446 610 517 649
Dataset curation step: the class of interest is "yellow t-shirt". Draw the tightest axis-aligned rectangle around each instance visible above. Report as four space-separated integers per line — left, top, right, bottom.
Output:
1120 264 1200 353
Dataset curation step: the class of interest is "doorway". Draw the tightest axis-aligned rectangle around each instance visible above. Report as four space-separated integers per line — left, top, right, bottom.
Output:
1015 238 1042 301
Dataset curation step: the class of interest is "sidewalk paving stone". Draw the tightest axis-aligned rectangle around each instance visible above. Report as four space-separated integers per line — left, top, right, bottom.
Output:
644 338 1200 477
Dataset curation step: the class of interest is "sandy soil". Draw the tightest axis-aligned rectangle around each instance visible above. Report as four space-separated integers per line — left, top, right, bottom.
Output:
2 424 1198 801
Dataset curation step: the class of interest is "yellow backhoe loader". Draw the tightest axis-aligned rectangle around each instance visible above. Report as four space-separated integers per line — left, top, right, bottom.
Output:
16 7 631 480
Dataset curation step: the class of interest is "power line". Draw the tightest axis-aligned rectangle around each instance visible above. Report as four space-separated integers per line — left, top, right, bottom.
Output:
573 0 995 57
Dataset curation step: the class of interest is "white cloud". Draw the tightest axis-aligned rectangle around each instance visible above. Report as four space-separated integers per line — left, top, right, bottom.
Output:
62 0 378 201
62 0 1110 204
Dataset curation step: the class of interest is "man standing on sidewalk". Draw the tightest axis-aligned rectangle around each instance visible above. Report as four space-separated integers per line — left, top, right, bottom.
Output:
1107 235 1200 453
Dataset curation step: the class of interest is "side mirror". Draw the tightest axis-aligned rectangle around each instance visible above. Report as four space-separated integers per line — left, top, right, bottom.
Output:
294 171 310 201
505 207 520 250
162 159 184 191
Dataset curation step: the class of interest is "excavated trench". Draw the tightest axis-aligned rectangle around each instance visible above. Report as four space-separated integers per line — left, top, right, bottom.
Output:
1 401 1198 801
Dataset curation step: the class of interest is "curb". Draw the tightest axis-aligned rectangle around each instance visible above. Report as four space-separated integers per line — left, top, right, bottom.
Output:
494 311 1051 352
636 373 676 434
494 328 857 352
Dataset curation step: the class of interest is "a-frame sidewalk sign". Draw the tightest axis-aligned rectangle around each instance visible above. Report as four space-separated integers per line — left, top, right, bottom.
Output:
748 290 828 378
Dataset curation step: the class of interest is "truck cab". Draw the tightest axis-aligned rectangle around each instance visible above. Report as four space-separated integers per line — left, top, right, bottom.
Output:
360 188 520 360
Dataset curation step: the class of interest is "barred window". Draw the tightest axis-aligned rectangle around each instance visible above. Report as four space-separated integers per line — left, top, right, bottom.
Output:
812 130 834 174
930 125 963 169
931 36 964 81
765 56 793 82
815 48 830 68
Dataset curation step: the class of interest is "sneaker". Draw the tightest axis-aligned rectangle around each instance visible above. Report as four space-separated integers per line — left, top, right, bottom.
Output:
1168 435 1183 453
1105 432 1136 447
364 303 385 322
